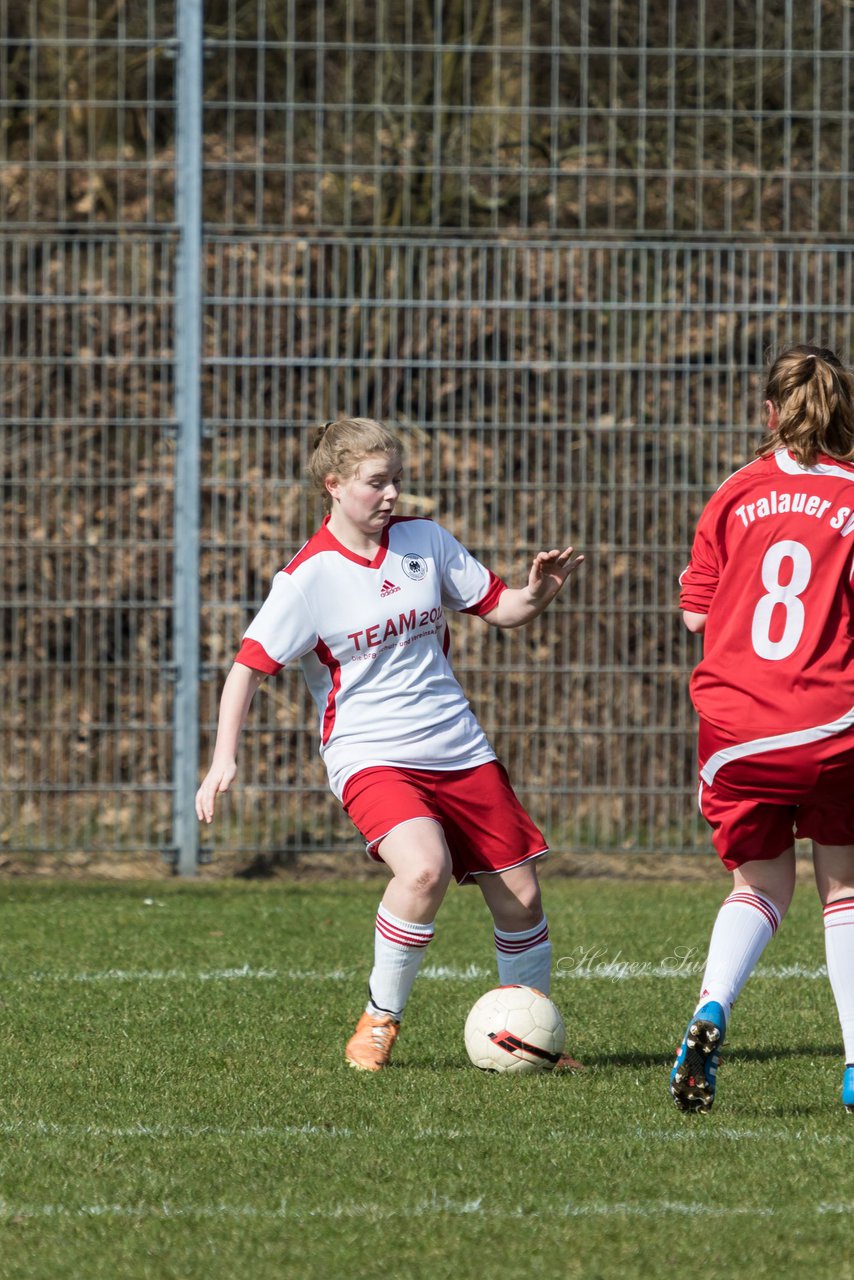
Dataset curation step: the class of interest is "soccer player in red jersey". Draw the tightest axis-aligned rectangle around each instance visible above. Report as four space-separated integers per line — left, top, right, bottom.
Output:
196 417 584 1071
670 345 854 1113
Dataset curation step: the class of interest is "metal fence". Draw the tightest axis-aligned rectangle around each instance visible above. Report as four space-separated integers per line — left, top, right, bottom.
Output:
2 1 853 871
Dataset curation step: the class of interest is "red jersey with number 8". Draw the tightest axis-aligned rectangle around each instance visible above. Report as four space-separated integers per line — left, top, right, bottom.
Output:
680 448 854 739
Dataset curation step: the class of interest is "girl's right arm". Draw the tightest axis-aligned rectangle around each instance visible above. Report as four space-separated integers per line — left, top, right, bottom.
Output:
195 663 267 824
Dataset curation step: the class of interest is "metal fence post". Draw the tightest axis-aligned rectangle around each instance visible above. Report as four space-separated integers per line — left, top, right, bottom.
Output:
172 0 203 874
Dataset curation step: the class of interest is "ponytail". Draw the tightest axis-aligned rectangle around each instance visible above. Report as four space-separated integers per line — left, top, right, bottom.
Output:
759 344 854 467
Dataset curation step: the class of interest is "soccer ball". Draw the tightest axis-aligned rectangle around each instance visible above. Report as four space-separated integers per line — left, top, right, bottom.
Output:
464 984 566 1074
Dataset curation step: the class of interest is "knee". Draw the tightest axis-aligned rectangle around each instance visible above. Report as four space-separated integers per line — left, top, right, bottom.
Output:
406 858 452 901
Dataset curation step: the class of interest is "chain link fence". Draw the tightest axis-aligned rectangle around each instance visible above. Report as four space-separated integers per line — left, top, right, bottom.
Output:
2 1 852 869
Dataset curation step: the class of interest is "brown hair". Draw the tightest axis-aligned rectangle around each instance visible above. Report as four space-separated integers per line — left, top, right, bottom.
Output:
308 417 404 508
758 344 854 467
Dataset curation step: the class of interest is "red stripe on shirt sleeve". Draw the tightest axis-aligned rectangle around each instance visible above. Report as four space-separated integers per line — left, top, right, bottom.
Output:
235 637 284 675
461 570 507 617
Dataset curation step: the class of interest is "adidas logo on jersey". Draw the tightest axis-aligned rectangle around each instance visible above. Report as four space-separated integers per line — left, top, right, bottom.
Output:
380 579 401 597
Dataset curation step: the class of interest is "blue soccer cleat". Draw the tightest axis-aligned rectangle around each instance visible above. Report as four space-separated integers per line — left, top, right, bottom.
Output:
843 1065 854 1113
670 1000 727 1114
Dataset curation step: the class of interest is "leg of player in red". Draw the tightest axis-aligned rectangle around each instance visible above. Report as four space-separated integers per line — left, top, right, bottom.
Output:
670 849 791 1113
670 765 800 1114
814 843 854 1111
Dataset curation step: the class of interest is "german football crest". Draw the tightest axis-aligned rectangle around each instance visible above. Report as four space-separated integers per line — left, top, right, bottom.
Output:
402 554 428 581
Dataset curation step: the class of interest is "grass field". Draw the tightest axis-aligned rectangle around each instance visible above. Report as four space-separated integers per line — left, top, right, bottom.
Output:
1 873 852 1280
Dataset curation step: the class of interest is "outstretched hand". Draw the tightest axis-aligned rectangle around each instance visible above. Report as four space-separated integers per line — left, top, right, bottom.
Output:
481 544 584 629
526 546 585 604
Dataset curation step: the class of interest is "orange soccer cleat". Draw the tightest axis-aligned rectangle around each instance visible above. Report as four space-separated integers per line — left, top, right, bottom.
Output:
345 1011 400 1072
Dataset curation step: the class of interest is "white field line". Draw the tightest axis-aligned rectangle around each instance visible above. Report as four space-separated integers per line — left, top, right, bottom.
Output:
0 1121 358 1140
0 961 830 983
0 1195 849 1222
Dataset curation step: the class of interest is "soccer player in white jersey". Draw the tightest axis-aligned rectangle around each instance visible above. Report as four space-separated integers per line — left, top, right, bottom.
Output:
670 345 854 1114
196 417 584 1071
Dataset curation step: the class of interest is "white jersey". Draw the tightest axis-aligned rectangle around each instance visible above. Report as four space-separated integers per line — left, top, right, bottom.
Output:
235 516 506 799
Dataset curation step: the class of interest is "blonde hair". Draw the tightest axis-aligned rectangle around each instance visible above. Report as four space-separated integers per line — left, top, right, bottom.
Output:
758 344 854 467
308 417 404 507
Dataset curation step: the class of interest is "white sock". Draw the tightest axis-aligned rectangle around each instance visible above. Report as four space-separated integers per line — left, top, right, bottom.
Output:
695 889 782 1024
494 916 552 995
823 897 854 1063
366 905 434 1022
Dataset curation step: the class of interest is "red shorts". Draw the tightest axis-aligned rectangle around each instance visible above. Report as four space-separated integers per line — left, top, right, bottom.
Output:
341 761 548 885
698 718 854 870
